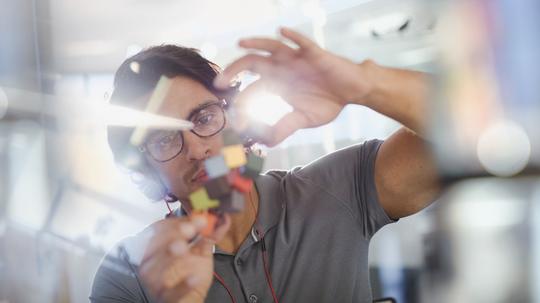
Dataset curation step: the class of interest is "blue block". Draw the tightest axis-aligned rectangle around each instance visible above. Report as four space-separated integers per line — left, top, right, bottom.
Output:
204 155 229 178
217 190 245 213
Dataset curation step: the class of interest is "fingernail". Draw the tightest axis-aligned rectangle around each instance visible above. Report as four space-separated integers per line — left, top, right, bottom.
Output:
192 216 207 229
169 241 188 256
179 224 196 238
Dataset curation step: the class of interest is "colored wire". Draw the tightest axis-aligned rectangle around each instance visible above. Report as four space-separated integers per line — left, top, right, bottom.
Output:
213 271 237 303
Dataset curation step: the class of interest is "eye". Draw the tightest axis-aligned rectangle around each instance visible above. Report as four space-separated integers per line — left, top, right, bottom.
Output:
195 113 214 125
158 135 174 146
148 131 177 148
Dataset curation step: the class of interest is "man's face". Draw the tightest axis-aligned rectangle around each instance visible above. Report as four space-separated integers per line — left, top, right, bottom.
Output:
144 76 226 200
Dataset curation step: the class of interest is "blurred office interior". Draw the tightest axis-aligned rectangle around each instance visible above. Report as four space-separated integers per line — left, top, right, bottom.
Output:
1 0 539 302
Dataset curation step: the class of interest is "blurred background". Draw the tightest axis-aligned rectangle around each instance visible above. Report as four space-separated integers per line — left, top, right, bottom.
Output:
0 0 539 302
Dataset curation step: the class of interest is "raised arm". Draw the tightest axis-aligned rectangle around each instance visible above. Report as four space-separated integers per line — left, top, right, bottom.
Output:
356 63 441 218
215 27 441 219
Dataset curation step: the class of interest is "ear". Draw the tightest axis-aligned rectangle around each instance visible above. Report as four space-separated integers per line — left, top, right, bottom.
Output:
129 170 167 202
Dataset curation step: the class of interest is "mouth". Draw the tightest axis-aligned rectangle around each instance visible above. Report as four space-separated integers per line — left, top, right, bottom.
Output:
191 169 208 184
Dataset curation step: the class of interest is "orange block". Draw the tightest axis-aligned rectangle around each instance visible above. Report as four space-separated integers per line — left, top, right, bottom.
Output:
191 211 218 238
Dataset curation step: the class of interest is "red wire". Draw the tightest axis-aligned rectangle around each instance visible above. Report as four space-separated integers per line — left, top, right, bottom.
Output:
165 201 173 215
250 189 279 303
261 248 279 303
209 189 279 303
213 272 237 303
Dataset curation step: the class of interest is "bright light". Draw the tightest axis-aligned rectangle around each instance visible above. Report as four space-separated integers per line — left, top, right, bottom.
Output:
476 119 531 177
104 104 194 130
0 86 7 119
245 93 293 126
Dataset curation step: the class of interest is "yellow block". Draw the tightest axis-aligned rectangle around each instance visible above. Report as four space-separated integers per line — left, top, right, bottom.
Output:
222 145 247 168
189 188 219 211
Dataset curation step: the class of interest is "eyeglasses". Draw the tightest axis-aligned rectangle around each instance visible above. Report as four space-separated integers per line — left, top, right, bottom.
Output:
139 100 227 162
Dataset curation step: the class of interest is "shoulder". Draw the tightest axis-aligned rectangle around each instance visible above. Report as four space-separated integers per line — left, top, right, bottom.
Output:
90 227 155 302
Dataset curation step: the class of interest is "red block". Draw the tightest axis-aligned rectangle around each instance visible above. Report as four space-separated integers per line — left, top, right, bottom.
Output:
228 169 253 193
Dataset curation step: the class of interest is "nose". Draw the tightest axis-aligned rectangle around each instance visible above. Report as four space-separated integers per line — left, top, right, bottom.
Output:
183 131 211 162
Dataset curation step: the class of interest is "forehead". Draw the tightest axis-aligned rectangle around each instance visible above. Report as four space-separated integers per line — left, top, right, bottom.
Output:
156 76 218 119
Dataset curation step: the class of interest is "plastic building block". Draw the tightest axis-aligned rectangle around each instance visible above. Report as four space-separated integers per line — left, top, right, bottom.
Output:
222 145 247 168
218 190 245 213
191 211 218 237
228 169 253 193
205 176 231 199
204 155 229 178
189 187 220 211
222 128 243 146
241 152 264 178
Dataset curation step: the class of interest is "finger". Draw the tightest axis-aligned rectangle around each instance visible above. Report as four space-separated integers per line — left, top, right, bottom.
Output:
207 213 231 243
142 218 202 262
214 54 274 89
238 38 296 57
263 110 309 147
280 27 319 51
159 278 203 303
162 256 198 289
190 237 215 258
139 252 176 294
141 252 201 295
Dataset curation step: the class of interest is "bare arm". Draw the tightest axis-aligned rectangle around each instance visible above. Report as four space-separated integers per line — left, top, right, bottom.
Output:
354 62 441 219
216 28 442 220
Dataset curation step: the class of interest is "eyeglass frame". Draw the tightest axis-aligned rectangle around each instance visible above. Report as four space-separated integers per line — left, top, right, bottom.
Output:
138 99 227 162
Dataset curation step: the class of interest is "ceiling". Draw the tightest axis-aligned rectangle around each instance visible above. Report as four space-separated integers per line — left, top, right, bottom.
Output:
47 0 444 74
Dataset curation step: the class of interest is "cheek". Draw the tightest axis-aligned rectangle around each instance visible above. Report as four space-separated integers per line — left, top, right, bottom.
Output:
155 160 190 193
210 133 225 155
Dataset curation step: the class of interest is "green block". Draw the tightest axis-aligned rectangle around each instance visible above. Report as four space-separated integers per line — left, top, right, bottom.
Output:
242 152 264 178
189 188 220 211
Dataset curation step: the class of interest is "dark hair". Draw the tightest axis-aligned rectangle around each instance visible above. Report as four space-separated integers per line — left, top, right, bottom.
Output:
107 45 238 170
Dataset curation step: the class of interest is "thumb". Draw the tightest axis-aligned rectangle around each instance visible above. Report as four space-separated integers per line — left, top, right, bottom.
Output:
263 110 309 147
191 214 231 257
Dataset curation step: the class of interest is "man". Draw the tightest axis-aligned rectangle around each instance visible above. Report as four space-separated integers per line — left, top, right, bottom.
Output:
91 28 441 303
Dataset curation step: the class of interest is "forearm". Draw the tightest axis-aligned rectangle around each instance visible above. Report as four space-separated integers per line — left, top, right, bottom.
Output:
352 60 431 137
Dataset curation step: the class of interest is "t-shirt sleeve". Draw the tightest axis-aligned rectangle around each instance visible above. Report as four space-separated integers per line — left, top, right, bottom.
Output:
90 244 150 303
293 139 396 239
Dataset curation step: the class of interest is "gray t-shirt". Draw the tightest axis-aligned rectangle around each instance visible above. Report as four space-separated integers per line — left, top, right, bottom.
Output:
90 139 395 303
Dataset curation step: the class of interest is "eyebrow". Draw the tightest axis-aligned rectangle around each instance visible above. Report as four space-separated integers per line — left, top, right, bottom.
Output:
145 100 221 141
186 100 220 121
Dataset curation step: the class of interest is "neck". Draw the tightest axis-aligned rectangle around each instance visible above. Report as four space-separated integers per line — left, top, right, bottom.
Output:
217 185 259 254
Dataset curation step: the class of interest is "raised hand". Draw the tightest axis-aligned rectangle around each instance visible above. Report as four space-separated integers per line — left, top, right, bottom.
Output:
215 27 374 146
